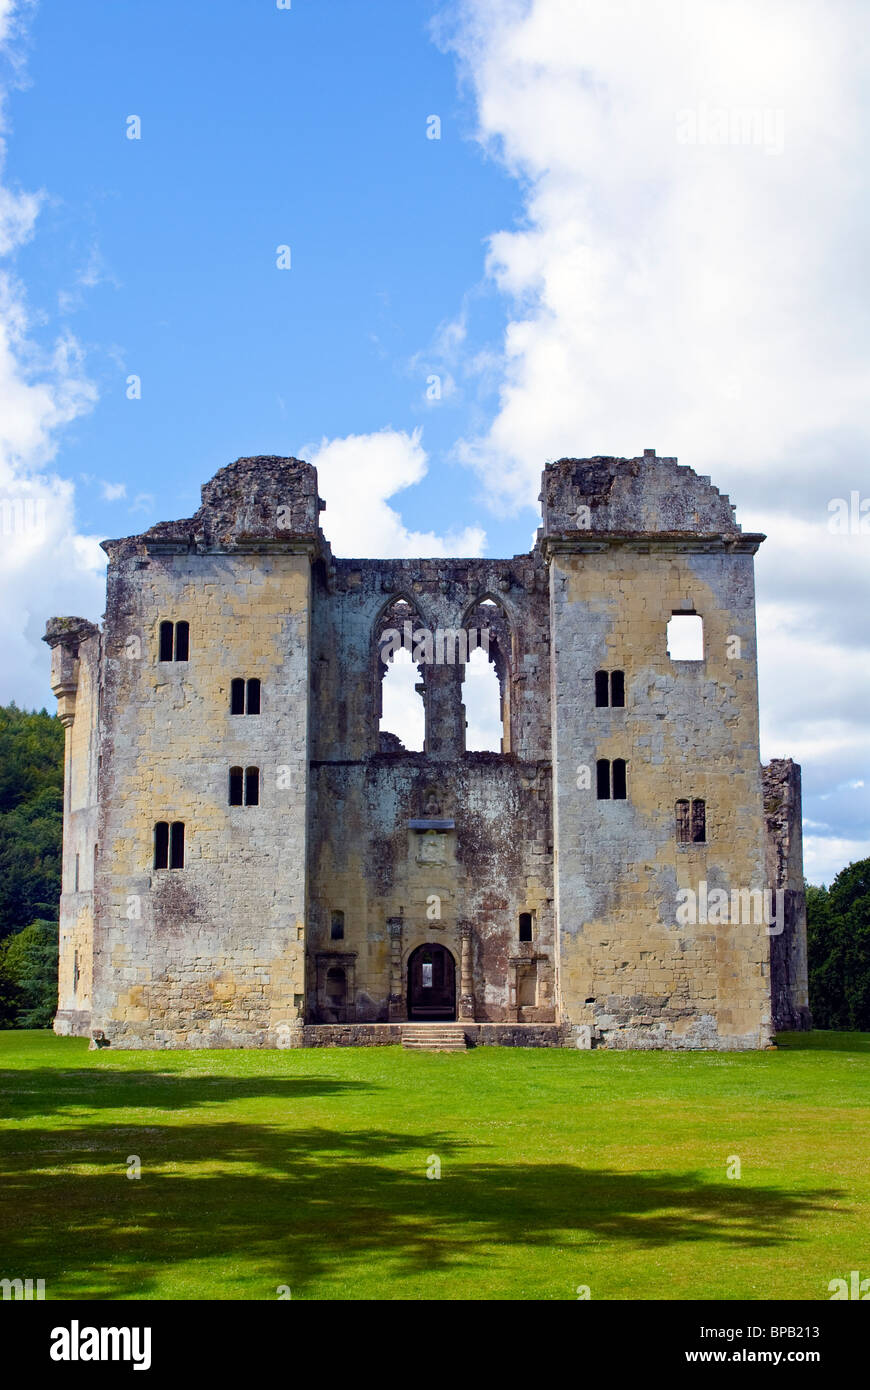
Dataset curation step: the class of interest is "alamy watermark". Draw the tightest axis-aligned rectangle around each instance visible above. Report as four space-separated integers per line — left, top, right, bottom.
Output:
379 623 490 666
0 497 47 536
676 104 785 155
1 1276 45 1300
676 882 785 935
827 492 870 535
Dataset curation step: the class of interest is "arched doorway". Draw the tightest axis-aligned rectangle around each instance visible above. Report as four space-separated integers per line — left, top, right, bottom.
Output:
407 944 456 1021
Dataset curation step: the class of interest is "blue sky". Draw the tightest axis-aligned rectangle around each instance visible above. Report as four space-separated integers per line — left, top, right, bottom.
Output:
1 0 869 884
5 0 522 548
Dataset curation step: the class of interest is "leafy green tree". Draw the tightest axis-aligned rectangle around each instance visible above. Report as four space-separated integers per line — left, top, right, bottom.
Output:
0 704 64 942
0 948 23 1027
0 919 58 1028
806 859 870 1030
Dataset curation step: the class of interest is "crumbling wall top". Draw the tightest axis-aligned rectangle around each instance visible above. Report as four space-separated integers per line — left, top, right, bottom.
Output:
101 455 325 561
43 616 101 651
540 450 751 542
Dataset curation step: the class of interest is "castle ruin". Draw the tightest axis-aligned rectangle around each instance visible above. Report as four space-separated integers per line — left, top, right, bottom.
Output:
44 450 811 1049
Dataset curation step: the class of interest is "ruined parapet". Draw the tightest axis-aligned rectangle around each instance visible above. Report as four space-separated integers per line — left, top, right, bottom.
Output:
763 758 812 1031
102 455 325 561
540 450 752 543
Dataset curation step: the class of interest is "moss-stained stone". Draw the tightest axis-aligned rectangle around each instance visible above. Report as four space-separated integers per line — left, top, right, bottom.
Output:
43 450 810 1049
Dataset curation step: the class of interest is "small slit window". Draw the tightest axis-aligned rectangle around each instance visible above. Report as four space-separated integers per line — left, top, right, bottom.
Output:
597 758 611 800
519 911 534 942
229 767 244 806
595 670 625 707
612 758 627 800
667 612 704 661
676 798 706 844
159 620 189 662
245 767 260 806
170 821 185 868
331 910 345 941
154 821 169 869
154 820 184 869
231 678 261 715
597 758 627 800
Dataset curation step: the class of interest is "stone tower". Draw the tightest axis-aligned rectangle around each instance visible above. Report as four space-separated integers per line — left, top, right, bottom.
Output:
45 450 810 1048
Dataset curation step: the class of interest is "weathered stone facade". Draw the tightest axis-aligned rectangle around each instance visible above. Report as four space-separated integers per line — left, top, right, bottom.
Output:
45 450 810 1049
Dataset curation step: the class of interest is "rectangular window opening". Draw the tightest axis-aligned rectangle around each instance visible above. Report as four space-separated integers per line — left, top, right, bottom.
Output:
667 612 704 661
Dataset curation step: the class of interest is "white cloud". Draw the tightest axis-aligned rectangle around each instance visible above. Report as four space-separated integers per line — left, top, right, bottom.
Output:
0 4 103 708
439 0 870 880
804 835 870 889
100 480 126 501
306 427 486 558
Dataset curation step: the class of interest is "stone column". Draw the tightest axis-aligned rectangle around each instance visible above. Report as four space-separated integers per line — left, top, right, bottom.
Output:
458 921 475 1021
387 917 404 1021
424 664 466 759
506 960 519 1024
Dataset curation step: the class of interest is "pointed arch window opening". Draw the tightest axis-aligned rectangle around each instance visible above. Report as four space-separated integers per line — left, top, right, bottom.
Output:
461 597 513 755
377 597 428 752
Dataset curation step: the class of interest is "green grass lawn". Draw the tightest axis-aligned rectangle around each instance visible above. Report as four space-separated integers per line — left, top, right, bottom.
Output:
0 1030 867 1301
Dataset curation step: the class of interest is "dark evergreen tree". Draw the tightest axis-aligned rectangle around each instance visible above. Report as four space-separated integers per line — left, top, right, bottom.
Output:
807 859 870 1030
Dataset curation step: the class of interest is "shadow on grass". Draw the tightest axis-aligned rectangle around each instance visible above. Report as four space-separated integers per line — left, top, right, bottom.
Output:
0 1116 846 1299
0 1069 376 1119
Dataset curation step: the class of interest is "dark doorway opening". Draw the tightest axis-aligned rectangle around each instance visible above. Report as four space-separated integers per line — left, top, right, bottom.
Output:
407 943 456 1021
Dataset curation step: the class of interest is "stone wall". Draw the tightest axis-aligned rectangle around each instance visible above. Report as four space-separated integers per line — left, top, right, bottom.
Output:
43 450 807 1050
301 1024 567 1047
764 758 812 1030
543 454 773 1050
307 553 555 1024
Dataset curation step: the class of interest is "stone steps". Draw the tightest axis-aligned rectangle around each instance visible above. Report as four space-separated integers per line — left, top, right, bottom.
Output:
401 1024 468 1053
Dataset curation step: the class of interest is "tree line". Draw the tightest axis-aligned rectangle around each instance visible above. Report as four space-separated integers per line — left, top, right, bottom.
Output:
0 704 63 1027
